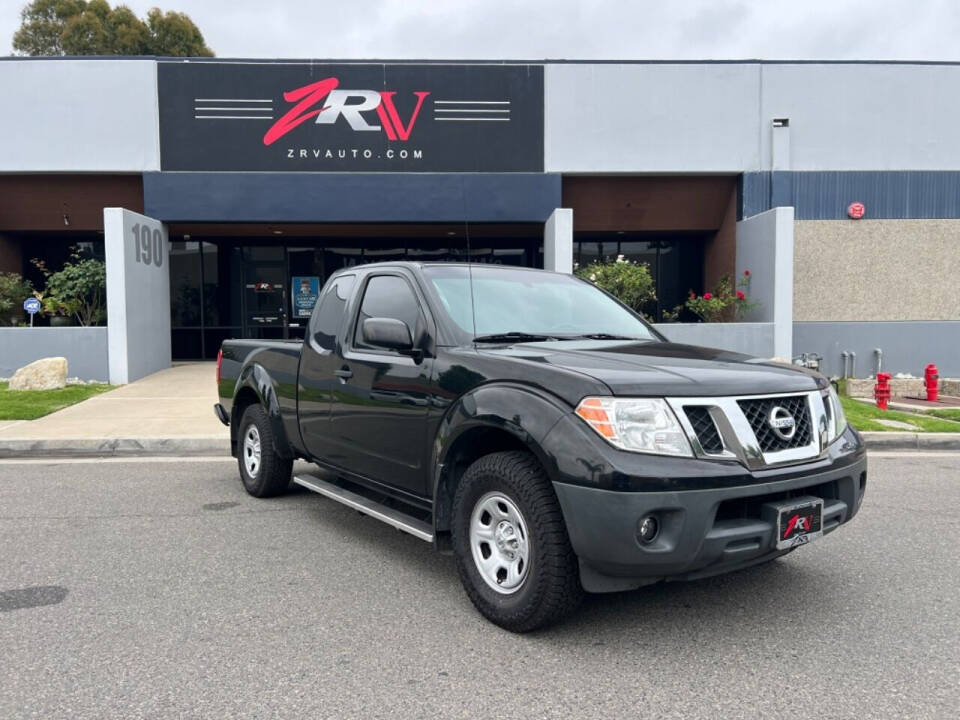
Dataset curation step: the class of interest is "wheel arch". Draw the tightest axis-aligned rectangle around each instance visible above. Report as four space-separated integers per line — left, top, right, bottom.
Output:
229 363 293 459
431 383 568 547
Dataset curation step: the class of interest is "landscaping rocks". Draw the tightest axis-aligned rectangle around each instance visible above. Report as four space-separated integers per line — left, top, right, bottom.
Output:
8 357 68 391
846 376 958 398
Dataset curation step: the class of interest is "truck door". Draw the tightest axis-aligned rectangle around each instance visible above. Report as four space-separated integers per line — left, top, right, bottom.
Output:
325 271 435 497
298 274 356 459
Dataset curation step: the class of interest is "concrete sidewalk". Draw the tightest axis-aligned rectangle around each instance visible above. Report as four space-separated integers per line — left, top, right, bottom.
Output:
0 363 230 457
1 364 959 457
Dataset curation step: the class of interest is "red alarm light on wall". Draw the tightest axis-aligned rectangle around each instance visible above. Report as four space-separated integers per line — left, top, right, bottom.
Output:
847 202 866 219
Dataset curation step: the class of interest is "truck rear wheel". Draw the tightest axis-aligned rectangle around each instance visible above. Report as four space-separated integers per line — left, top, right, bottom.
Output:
451 450 583 632
237 405 293 498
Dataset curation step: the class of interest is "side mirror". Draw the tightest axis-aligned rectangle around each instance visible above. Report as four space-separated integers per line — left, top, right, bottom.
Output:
362 317 413 350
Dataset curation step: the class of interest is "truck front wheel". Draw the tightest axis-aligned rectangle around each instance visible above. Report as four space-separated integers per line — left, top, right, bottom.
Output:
237 405 293 498
451 450 583 632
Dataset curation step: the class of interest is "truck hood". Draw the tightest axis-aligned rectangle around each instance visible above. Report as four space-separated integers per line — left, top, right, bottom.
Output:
479 340 822 397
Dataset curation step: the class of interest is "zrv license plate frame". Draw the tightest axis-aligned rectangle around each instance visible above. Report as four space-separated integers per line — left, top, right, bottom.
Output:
774 497 824 550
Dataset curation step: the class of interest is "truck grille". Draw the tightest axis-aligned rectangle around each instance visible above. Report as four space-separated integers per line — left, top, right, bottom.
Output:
737 395 812 452
684 406 724 453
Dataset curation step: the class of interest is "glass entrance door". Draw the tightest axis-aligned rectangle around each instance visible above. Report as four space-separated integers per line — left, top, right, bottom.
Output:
241 247 287 340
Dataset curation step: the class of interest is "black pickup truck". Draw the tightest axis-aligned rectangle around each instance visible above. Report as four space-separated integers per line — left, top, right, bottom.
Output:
215 262 866 632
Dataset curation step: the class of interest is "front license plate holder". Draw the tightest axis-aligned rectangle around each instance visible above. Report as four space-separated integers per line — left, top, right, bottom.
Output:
763 496 824 550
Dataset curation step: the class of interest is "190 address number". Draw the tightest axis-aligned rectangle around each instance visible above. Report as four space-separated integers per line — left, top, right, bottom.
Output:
132 223 163 267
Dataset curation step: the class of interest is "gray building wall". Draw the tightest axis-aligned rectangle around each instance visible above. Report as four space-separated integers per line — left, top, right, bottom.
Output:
545 61 960 175
4 58 960 177
793 322 960 378
758 64 960 171
654 322 776 358
545 63 760 173
0 328 109 381
0 59 159 172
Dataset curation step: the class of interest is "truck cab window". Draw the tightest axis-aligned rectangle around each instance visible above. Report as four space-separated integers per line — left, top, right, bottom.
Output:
354 275 424 349
309 275 355 351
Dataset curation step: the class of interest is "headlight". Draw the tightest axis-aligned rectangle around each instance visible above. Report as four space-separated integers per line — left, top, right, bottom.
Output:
575 397 692 457
824 385 848 445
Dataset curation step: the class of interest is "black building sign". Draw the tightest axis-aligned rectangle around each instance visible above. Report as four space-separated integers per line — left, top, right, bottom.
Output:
157 61 544 172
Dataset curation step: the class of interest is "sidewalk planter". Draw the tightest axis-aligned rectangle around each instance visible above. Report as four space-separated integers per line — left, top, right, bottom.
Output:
0 327 109 382
652 322 776 358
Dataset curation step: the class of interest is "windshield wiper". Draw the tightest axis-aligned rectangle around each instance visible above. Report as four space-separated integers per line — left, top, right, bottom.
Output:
473 332 563 343
565 333 643 341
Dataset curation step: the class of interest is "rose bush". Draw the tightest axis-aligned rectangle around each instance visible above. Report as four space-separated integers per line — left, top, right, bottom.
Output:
683 271 757 322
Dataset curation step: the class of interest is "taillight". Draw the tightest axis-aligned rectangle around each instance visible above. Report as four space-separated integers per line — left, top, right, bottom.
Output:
216 348 223 385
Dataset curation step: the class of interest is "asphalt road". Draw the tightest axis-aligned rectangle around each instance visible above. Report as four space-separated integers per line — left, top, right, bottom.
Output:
1 453 957 719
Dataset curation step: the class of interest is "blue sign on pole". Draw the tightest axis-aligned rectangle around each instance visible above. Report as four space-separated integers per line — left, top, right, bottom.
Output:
23 296 40 327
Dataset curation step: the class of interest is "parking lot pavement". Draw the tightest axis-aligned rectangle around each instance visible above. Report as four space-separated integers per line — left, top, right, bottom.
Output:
1 453 957 719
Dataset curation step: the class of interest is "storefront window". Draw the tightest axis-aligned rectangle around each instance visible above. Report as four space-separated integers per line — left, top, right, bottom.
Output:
169 240 201 327
167 233 539 360
573 234 707 321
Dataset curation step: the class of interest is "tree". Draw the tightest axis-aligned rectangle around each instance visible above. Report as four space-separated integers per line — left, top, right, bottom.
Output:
12 0 213 56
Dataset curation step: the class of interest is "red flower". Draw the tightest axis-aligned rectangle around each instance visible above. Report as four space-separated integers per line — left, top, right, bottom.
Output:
736 290 745 300
743 269 751 277
703 292 713 300
689 292 696 299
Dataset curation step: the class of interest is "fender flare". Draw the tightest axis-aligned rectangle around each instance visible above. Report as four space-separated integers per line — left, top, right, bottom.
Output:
231 362 294 459
430 382 570 531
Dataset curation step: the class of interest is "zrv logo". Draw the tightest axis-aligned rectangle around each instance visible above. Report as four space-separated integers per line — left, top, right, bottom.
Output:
263 78 429 146
158 62 544 172
782 513 810 540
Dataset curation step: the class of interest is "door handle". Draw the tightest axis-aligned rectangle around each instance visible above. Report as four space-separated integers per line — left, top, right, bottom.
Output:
334 367 353 380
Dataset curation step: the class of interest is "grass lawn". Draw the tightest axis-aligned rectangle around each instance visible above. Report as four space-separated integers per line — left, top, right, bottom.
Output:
840 395 960 433
0 381 114 421
928 408 960 423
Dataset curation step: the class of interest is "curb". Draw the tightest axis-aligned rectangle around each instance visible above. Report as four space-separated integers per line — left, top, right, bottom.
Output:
1 433 957 457
860 432 960 451
0 437 231 458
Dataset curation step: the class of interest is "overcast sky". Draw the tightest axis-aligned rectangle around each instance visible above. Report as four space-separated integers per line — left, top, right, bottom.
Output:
3 0 959 60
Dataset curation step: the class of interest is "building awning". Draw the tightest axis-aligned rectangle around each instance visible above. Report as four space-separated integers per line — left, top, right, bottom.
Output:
143 172 561 224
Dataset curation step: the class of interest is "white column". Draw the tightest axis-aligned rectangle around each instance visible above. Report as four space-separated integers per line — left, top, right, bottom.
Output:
771 206 795 361
104 208 171 384
735 206 795 360
543 208 573 273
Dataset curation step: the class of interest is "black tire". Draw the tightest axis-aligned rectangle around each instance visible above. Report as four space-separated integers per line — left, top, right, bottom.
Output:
236 405 293 498
451 450 583 632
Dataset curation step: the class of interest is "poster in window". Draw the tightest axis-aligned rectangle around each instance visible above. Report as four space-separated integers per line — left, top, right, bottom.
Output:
292 276 320 318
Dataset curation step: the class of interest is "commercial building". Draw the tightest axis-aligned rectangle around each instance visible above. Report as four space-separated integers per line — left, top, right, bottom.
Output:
1 57 958 382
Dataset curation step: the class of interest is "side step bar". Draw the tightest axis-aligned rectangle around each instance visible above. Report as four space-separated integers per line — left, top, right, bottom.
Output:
293 473 434 543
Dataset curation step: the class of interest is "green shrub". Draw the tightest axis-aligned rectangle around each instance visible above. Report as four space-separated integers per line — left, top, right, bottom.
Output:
0 272 34 326
575 255 656 320
34 251 107 326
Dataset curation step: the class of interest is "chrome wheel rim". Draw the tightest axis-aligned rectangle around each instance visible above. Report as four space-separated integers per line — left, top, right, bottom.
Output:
469 492 530 594
243 425 262 478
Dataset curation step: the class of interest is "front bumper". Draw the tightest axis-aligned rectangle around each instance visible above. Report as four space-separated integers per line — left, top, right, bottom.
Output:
544 418 867 592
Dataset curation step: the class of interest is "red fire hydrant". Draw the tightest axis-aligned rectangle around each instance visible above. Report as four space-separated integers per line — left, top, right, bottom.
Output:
875 372 892 410
924 363 939 402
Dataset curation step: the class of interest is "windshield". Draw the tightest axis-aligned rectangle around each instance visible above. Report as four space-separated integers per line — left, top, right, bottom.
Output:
422 265 662 343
